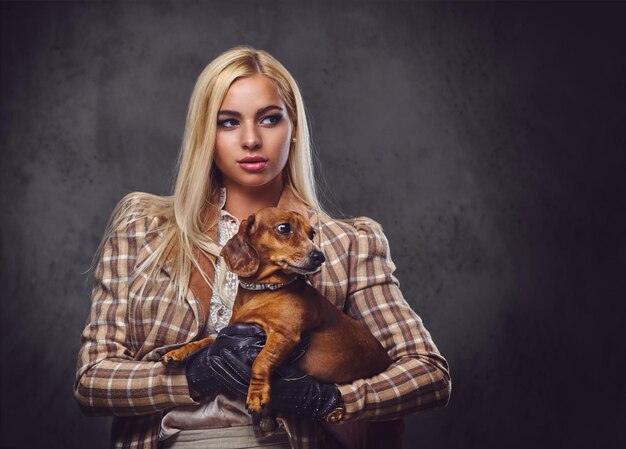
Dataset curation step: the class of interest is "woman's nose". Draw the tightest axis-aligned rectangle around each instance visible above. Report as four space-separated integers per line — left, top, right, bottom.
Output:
242 123 262 151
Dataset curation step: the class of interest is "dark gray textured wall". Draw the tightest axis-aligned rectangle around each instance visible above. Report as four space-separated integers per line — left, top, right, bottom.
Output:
1 1 625 448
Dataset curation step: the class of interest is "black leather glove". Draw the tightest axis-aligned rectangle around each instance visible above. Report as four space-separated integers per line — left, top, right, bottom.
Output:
211 342 340 420
185 323 266 397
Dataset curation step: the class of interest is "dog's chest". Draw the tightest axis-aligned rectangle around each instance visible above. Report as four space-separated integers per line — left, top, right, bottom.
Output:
232 288 322 332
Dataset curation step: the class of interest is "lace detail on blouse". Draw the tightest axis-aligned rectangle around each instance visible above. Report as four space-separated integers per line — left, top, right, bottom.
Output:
206 189 240 334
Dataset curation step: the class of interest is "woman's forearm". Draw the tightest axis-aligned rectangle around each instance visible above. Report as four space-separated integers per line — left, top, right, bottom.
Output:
74 356 195 417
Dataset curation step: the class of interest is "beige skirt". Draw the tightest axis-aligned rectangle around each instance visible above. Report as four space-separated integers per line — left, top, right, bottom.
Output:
160 425 291 449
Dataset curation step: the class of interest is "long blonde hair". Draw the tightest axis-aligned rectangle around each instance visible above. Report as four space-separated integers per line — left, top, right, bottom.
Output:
98 46 321 301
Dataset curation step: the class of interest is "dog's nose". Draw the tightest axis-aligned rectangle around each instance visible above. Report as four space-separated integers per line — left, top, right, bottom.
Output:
308 250 326 266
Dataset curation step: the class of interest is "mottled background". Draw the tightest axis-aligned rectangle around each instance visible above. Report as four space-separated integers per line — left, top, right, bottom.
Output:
1 1 625 448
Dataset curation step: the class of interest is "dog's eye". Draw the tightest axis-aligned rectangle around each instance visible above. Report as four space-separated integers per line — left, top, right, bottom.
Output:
277 223 292 235
308 229 316 240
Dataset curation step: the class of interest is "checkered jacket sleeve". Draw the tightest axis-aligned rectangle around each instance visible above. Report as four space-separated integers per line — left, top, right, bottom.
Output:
73 199 196 417
335 218 451 420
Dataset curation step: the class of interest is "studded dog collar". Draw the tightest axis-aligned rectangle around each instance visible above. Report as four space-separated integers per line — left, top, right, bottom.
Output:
238 276 299 291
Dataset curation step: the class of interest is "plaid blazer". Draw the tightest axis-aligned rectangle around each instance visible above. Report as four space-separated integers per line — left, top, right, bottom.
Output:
74 187 451 448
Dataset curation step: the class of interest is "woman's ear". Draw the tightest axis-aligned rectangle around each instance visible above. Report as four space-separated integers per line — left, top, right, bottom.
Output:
220 215 259 277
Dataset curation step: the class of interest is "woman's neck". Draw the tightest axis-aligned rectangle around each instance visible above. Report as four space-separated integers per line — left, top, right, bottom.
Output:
222 175 284 221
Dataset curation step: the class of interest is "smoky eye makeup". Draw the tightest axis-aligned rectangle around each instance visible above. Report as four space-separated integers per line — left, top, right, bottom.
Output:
216 105 284 128
260 113 283 125
217 116 239 128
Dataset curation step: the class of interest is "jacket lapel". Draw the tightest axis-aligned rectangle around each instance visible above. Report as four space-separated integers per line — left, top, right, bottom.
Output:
186 199 220 329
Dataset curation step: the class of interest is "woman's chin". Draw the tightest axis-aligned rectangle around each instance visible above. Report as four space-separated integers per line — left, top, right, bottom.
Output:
222 171 285 191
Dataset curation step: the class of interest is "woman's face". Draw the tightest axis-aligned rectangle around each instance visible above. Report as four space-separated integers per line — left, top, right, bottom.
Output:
214 75 293 191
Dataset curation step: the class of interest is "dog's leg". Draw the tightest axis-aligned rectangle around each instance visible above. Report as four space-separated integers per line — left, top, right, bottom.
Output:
162 337 215 365
246 330 299 413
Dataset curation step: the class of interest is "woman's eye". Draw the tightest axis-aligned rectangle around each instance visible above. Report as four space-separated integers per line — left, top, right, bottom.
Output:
261 114 282 126
277 223 292 234
218 118 238 128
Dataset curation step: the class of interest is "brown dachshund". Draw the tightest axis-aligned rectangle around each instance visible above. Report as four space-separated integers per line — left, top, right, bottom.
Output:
163 207 402 448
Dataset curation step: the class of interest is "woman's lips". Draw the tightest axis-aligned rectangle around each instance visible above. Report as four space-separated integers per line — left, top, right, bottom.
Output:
238 157 268 172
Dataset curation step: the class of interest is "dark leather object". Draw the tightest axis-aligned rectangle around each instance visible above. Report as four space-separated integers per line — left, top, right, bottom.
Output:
211 339 340 420
185 323 266 397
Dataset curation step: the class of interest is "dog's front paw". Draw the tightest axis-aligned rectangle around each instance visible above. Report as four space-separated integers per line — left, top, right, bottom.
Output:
161 349 188 366
247 382 271 413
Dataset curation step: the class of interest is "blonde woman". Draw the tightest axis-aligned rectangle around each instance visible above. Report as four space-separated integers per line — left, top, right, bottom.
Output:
74 47 451 449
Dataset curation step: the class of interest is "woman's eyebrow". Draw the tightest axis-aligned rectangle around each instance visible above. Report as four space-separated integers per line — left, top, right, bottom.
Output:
256 105 283 115
217 109 241 117
217 105 284 117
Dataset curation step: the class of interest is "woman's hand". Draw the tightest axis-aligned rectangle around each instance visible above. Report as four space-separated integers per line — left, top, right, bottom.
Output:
185 323 266 397
209 335 340 421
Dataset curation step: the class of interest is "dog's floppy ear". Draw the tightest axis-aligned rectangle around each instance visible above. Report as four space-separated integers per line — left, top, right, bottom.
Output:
220 214 259 277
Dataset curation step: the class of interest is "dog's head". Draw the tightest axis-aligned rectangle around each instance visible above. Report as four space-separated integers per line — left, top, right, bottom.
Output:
220 207 325 279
